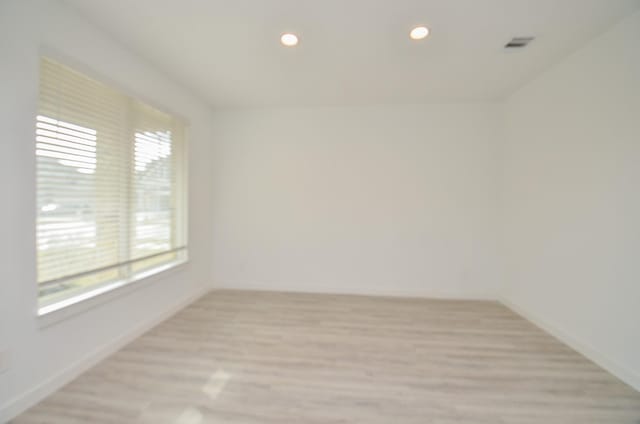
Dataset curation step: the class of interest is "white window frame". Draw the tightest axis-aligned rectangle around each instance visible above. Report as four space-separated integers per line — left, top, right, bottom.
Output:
35 50 189 320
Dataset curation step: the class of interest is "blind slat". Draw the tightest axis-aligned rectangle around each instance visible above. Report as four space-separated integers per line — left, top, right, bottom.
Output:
36 57 187 305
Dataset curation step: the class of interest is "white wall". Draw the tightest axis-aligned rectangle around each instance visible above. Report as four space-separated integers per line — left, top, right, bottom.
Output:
0 0 214 420
501 10 640 390
211 104 502 298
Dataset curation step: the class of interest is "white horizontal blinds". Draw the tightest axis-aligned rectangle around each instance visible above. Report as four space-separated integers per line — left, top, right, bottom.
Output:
37 58 129 300
36 57 187 305
130 102 183 270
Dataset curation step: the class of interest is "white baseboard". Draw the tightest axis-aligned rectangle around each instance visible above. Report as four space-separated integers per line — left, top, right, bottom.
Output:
213 281 497 301
501 297 640 393
0 286 211 423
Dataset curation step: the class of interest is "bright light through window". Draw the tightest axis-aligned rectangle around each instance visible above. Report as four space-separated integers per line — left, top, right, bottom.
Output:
36 57 188 313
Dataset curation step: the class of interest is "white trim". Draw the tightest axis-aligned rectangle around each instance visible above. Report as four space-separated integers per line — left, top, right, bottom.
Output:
501 297 640 393
0 287 211 422
38 258 189 328
213 281 497 301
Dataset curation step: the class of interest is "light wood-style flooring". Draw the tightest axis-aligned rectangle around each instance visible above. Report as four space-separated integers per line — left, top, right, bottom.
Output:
14 290 640 423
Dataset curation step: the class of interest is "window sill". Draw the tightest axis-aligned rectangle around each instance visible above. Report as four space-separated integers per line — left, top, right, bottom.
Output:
37 259 188 328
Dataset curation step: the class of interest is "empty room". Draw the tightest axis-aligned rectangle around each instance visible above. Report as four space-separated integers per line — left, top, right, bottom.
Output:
1 0 639 422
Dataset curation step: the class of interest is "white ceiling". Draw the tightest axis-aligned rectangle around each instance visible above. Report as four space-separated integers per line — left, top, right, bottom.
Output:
64 0 640 108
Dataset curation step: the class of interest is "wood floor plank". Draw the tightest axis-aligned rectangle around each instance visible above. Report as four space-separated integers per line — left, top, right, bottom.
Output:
13 290 640 423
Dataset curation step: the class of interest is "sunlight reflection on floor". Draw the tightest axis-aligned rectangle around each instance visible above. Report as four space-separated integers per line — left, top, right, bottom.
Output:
175 406 203 424
202 369 232 400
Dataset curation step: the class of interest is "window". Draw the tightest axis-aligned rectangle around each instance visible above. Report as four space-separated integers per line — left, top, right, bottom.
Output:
36 57 187 314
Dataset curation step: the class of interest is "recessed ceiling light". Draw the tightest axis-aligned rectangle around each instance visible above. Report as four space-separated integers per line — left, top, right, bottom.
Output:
410 26 430 40
280 33 299 47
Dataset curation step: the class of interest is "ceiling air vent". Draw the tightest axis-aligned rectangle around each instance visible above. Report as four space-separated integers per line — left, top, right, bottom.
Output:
505 36 535 49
